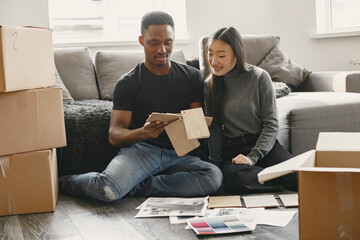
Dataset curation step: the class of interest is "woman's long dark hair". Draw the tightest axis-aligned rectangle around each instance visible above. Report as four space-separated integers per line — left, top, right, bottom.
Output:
206 27 248 127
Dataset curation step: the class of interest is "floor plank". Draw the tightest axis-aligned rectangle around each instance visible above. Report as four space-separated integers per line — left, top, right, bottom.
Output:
0 215 24 240
17 204 83 240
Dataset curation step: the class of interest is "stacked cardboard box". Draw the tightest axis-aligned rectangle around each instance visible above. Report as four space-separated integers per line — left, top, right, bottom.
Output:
0 26 66 216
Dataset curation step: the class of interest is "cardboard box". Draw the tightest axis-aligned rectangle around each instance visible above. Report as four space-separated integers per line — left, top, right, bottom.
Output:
258 132 360 240
146 108 212 156
0 25 55 92
0 149 58 216
0 88 66 156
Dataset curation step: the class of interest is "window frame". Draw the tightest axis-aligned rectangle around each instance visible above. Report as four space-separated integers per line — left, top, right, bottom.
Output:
312 0 360 38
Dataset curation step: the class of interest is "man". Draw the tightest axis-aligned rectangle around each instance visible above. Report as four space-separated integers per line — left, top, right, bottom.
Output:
59 11 222 202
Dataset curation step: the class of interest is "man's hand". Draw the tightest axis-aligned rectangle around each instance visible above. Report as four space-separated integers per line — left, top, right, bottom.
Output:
143 121 168 139
232 154 253 166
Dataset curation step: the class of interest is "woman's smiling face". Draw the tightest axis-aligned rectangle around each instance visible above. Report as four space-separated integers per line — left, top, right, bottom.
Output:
207 39 237 76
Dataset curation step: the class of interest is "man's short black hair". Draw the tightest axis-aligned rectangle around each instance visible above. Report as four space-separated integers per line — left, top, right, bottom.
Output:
141 11 174 36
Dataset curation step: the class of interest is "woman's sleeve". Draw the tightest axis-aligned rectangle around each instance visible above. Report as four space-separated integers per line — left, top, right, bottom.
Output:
246 70 279 164
208 125 224 166
204 79 223 166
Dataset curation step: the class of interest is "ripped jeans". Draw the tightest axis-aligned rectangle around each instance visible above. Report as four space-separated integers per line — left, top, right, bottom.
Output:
59 142 223 202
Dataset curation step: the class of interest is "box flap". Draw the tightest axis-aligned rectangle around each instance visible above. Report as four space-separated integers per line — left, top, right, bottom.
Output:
316 151 360 168
181 108 209 140
165 119 200 156
296 166 360 173
316 132 360 151
258 150 316 183
0 25 52 31
147 111 213 127
23 26 53 32
146 112 181 124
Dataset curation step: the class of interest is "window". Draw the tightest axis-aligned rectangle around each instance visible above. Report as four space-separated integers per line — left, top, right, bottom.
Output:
49 0 188 44
315 0 360 37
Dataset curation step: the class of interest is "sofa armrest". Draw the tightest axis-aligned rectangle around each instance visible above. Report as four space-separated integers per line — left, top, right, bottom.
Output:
295 71 360 93
346 73 360 93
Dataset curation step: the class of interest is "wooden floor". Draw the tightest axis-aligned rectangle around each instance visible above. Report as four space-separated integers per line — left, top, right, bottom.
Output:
0 194 298 240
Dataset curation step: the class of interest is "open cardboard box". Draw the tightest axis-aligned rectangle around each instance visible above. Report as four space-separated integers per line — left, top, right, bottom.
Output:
0 25 55 92
146 108 212 156
258 132 360 239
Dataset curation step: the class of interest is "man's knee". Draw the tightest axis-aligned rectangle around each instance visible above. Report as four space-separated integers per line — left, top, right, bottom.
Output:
205 163 223 194
90 175 125 202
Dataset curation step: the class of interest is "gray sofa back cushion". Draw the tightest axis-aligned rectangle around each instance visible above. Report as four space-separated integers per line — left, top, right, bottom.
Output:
54 47 100 100
258 44 311 90
55 65 74 102
95 49 186 100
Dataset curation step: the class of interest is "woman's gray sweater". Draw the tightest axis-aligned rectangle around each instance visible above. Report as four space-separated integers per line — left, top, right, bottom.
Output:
204 66 279 164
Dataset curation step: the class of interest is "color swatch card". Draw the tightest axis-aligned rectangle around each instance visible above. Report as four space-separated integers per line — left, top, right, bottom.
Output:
243 195 279 208
186 215 253 235
208 195 242 208
278 194 298 207
208 208 265 230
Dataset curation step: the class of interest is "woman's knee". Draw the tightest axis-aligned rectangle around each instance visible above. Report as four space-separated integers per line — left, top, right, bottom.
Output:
223 172 252 194
222 165 267 194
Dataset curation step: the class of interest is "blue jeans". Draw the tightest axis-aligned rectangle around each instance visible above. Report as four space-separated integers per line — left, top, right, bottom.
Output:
59 142 223 202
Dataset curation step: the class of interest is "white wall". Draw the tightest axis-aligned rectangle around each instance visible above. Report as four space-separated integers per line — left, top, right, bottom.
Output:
0 0 49 27
1 0 359 71
183 0 275 58
273 0 360 71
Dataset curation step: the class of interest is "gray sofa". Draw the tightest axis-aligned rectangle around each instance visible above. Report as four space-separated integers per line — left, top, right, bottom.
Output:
54 35 360 175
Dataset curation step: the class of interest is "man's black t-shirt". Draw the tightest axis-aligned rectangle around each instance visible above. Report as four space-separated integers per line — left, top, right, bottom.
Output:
112 61 204 149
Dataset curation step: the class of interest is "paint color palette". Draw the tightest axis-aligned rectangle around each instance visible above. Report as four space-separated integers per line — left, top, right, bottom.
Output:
186 215 252 235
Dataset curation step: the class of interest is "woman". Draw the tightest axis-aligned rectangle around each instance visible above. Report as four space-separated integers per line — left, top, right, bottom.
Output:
204 27 297 194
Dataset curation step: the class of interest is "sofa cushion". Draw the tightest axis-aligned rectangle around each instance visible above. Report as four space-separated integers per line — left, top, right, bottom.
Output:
199 35 280 78
54 47 100 100
55 65 74 102
95 49 187 100
277 92 360 155
258 44 311 90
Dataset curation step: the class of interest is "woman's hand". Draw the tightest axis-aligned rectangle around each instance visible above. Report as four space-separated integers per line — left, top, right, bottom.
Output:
232 154 253 166
143 121 168 139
